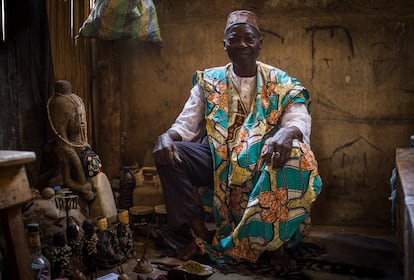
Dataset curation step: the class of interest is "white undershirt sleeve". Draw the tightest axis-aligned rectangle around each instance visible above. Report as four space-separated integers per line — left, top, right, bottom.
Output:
169 80 312 145
169 84 206 142
279 103 312 145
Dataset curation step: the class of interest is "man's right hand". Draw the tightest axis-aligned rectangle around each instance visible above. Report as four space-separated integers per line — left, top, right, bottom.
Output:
152 132 182 166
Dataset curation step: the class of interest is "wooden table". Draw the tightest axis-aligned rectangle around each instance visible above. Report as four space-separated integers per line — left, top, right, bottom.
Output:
395 148 414 280
0 150 36 279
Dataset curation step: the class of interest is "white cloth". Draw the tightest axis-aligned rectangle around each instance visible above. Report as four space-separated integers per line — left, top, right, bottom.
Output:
169 71 311 145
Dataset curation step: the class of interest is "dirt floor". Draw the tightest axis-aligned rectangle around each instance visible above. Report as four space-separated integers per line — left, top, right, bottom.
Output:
96 225 403 280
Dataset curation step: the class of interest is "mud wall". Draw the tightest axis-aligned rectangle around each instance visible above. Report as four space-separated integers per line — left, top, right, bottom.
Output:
95 0 414 227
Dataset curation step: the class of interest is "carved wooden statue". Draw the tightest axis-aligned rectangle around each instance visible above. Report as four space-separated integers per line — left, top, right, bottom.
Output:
81 219 98 279
116 209 136 258
66 220 83 272
51 231 72 279
95 216 127 269
47 80 94 201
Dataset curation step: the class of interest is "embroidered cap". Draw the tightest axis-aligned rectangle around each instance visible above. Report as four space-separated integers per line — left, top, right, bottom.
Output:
224 10 260 34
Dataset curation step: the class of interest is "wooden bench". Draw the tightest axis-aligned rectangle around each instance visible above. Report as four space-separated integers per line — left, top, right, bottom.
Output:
0 150 36 279
395 148 414 280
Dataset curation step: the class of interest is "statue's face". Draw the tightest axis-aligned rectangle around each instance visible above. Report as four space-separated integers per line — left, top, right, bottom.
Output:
97 217 108 231
118 210 129 225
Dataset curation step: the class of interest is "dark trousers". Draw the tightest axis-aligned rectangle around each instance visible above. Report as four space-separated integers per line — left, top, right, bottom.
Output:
155 142 214 227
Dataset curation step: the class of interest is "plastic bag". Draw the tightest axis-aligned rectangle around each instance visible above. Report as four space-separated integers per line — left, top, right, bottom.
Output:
78 0 163 46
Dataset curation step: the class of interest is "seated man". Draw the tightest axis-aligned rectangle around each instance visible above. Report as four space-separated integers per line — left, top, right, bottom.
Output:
153 10 322 268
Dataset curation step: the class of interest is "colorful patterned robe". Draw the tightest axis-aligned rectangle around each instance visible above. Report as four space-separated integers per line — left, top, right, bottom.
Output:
195 61 322 263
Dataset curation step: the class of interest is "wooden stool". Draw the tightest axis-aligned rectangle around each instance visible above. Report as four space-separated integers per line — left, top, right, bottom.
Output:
154 204 167 225
129 205 154 229
0 150 36 280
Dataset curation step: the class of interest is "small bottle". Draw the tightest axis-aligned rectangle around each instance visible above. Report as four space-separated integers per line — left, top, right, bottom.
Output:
27 223 51 280
119 166 136 210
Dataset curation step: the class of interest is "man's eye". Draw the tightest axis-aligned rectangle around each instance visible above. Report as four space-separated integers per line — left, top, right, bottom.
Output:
227 37 238 45
246 36 256 43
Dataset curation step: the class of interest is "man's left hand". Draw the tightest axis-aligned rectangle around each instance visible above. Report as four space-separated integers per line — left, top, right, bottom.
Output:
262 126 303 169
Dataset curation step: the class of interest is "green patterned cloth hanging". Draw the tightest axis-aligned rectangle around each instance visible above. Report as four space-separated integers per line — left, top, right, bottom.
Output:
78 0 163 46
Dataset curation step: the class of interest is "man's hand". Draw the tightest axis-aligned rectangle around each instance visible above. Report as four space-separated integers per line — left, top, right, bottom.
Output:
152 132 182 166
262 126 303 169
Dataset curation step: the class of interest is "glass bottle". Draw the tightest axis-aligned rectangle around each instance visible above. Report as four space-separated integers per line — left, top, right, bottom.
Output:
119 166 136 210
27 223 51 280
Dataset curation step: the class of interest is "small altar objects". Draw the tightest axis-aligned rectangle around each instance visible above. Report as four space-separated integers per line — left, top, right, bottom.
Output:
81 219 98 279
95 216 126 269
51 231 72 279
116 209 136 258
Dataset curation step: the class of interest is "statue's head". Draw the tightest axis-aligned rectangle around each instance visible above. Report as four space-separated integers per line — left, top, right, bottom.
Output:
96 216 108 231
118 209 129 225
82 219 95 235
55 80 72 94
66 222 79 240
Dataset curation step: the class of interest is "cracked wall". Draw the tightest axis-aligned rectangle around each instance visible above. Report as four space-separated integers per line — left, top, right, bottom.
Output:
97 0 414 227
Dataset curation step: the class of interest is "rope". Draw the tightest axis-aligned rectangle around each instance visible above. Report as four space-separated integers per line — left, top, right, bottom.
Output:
47 93 89 148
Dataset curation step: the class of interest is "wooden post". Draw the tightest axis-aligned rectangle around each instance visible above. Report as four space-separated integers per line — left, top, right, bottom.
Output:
0 150 36 280
395 148 414 280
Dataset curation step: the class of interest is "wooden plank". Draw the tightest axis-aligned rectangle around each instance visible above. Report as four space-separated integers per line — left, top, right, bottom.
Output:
0 150 35 167
0 150 36 279
396 148 414 197
0 166 33 209
396 148 414 232
1 206 33 280
45 0 94 145
395 148 414 280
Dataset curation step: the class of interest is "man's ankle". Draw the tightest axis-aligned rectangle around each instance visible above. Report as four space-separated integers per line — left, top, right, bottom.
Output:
190 217 210 241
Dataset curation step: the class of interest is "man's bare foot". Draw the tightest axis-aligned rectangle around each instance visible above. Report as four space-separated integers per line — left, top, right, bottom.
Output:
176 240 199 261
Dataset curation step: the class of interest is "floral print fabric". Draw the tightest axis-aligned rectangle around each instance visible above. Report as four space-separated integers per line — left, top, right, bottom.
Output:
195 62 322 263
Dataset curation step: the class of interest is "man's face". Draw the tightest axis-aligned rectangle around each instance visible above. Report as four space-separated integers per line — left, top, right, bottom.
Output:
224 24 262 67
